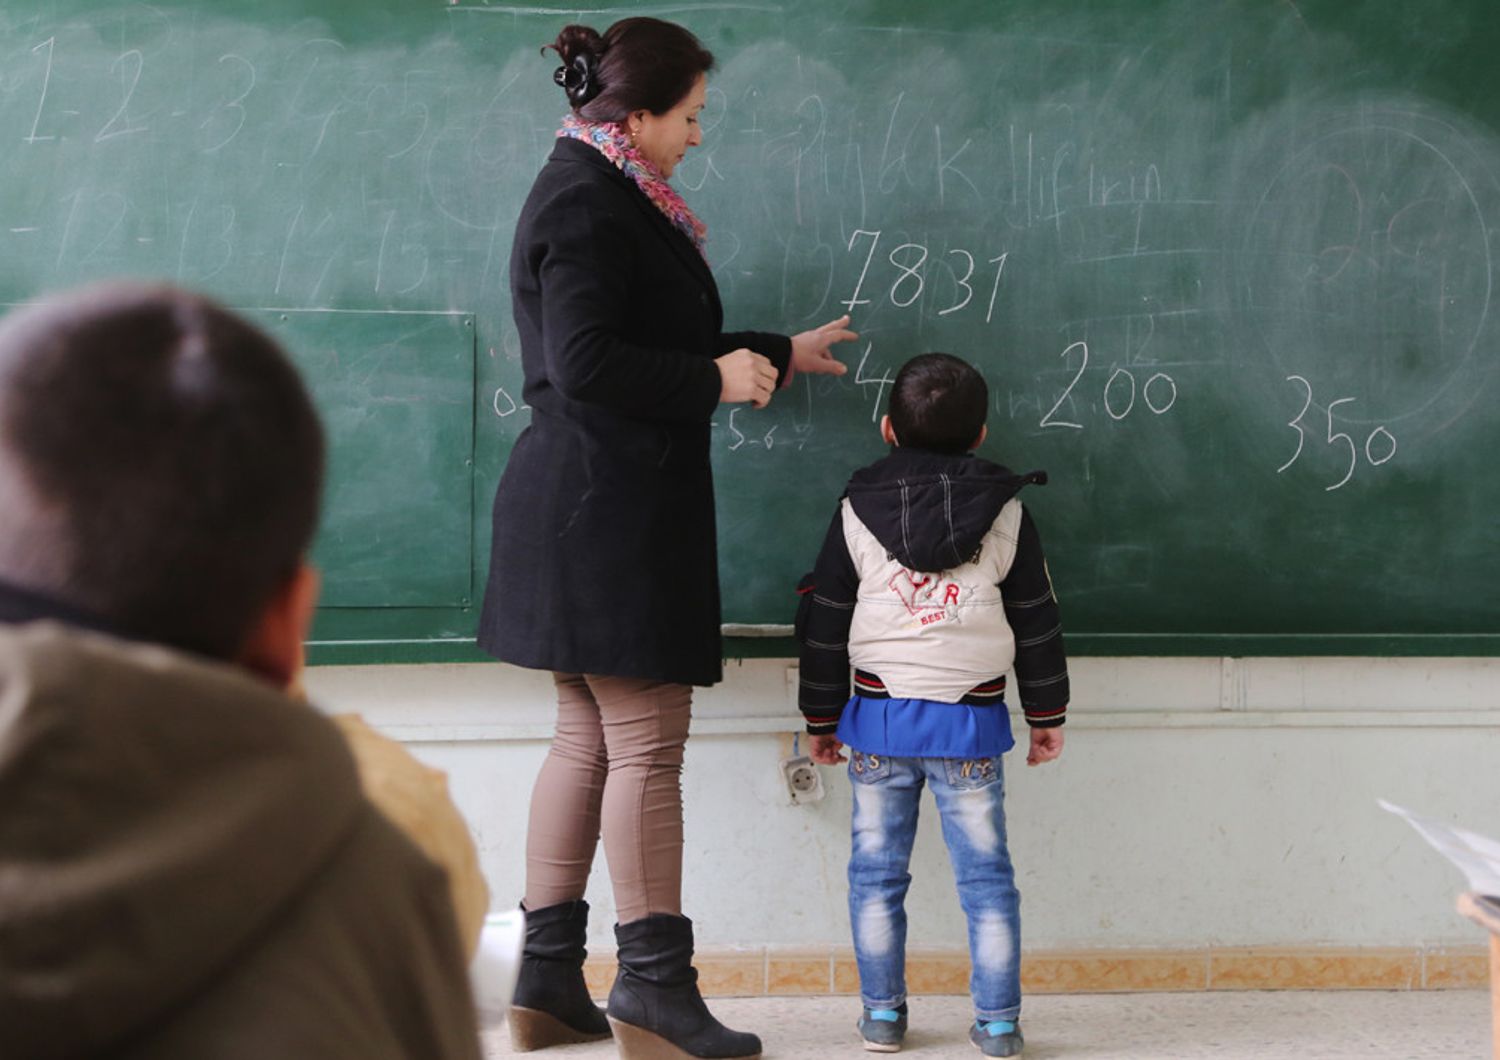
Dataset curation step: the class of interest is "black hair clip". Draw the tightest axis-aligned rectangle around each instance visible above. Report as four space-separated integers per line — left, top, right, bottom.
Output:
553 54 600 106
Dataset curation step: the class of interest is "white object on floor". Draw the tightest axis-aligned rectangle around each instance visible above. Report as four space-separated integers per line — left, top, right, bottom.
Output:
471 910 525 1032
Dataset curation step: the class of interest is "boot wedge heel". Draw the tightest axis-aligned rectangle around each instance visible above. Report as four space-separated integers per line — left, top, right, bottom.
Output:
509 1006 612 1052
609 1016 761 1060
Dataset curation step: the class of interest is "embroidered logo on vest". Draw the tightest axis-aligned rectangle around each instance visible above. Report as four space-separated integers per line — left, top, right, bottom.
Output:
887 569 970 627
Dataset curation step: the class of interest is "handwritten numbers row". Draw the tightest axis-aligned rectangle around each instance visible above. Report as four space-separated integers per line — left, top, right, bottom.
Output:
27 39 154 145
1041 342 1178 429
1279 376 1396 491
843 230 1008 322
726 409 786 451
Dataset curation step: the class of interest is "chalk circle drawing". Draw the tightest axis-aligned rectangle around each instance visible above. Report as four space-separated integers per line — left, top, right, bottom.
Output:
1237 102 1500 434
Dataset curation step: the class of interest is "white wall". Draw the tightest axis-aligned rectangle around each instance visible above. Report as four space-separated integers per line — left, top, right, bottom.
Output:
304 658 1500 951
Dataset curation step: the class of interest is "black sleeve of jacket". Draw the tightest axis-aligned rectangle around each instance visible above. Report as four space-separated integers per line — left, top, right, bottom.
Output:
719 331 794 387
796 506 858 735
1001 506 1069 727
536 184 723 421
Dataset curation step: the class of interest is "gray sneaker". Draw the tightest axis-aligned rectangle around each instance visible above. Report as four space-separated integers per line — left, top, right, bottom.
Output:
857 1004 908 1052
970 1018 1023 1057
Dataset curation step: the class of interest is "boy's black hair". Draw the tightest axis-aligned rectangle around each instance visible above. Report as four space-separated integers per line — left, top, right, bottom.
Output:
0 282 325 659
887 352 988 454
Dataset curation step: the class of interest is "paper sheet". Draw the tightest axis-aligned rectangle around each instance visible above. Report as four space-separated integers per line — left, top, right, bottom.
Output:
1380 799 1500 897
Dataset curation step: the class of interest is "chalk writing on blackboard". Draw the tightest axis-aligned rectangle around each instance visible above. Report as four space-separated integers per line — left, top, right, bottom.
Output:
1277 375 1398 492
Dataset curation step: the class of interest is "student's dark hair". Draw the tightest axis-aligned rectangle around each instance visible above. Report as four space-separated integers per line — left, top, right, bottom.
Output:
545 17 714 121
0 282 325 659
887 353 989 454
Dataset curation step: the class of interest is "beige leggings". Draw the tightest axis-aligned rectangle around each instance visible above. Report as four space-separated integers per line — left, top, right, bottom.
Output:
524 673 692 924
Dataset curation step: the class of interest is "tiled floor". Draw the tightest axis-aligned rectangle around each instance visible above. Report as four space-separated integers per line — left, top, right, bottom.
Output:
483 990 1492 1058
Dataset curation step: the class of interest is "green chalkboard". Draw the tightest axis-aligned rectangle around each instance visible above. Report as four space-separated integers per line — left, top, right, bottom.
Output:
250 310 475 609
0 0 1497 660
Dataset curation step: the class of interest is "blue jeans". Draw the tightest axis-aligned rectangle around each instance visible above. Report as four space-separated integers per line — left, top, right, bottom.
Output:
846 749 1021 1022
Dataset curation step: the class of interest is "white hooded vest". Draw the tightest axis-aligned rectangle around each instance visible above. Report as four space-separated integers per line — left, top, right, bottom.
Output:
842 494 1024 702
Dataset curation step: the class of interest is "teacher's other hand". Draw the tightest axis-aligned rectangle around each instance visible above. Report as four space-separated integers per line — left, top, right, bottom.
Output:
790 314 857 378
716 347 778 408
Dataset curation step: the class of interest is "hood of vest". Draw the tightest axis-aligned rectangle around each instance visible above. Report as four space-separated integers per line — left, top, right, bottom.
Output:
844 449 1046 573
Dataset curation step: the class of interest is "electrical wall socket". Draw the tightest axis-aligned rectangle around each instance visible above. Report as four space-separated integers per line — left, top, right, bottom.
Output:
780 755 825 805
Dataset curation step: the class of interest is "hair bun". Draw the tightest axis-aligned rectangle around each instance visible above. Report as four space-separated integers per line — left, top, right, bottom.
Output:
547 25 605 107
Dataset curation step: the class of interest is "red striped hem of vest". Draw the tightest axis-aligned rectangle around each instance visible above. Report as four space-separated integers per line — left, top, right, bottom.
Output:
852 669 1007 706
1024 704 1067 719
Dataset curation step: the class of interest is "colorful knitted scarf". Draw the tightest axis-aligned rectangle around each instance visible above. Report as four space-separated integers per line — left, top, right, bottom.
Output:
558 114 708 259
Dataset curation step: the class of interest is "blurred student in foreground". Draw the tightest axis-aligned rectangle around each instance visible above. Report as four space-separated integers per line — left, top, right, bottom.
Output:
0 283 483 1059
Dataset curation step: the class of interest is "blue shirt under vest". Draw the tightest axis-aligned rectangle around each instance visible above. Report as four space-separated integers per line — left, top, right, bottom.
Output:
835 694 1015 759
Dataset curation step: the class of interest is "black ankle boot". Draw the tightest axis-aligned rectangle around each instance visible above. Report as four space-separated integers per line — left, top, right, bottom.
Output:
508 899 612 1051
606 914 761 1060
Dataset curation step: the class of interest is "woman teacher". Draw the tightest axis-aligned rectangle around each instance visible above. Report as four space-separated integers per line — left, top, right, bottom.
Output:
477 17 855 1060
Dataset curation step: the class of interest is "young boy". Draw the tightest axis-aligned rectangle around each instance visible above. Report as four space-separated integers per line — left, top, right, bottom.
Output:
796 353 1068 1057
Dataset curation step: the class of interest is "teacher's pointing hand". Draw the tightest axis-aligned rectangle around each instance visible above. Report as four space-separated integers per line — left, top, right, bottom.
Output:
716 347 778 408
791 314 858 377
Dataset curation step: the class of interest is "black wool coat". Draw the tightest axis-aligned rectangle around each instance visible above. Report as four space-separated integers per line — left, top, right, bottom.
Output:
477 137 791 687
